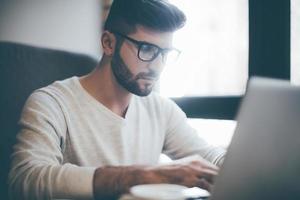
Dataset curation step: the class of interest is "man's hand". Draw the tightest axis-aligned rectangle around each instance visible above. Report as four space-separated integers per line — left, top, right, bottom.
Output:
93 158 219 200
146 158 219 191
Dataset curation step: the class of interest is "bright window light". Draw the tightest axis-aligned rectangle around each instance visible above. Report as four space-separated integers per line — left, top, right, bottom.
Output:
291 0 300 85
159 119 236 163
187 118 236 148
160 0 249 97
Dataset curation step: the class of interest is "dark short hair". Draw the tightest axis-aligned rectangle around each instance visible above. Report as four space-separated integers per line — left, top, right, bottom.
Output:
104 0 186 34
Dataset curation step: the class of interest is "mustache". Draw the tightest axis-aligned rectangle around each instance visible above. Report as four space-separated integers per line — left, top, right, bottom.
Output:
136 71 159 80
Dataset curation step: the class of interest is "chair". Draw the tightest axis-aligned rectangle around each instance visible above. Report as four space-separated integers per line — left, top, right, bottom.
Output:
0 41 97 199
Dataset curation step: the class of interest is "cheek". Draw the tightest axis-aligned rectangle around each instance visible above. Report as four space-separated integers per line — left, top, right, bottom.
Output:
119 46 146 75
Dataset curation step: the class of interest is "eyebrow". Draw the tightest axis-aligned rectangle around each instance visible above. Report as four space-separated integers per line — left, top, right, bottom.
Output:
114 32 173 51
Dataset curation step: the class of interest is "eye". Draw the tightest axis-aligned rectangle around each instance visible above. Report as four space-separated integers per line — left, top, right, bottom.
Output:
138 43 161 61
139 44 158 54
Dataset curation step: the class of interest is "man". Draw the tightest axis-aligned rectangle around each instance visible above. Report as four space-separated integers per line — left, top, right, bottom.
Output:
8 0 226 199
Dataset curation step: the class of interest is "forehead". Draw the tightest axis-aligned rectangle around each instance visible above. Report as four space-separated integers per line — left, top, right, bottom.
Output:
128 26 174 48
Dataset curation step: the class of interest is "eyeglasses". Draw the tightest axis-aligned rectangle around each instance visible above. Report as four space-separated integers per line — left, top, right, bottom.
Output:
113 32 181 63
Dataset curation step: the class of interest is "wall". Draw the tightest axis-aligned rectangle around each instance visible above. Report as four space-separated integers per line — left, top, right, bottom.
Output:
0 0 102 59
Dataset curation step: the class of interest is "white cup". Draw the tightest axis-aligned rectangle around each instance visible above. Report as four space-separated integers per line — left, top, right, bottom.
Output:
130 184 187 200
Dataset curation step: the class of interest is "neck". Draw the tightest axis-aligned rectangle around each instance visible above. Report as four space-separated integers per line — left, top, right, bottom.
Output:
80 56 132 117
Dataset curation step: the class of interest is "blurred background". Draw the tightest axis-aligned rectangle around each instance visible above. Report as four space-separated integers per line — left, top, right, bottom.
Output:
0 0 102 58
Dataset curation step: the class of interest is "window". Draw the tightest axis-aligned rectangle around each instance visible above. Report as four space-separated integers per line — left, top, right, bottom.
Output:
159 0 292 147
291 0 300 85
158 0 248 147
160 0 248 97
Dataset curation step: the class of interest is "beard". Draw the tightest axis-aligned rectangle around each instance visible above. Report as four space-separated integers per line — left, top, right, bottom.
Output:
111 46 158 97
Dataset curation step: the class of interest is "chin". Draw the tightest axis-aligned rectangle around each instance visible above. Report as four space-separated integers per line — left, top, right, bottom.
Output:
134 89 152 97
138 84 154 96
124 82 154 96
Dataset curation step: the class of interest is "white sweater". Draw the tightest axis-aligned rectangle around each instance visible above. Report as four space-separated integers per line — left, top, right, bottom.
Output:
8 77 225 200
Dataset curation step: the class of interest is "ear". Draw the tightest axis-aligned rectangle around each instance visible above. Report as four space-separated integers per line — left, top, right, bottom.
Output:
101 31 116 56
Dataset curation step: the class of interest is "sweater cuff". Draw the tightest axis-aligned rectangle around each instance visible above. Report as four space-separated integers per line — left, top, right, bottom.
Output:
213 151 226 167
53 164 96 199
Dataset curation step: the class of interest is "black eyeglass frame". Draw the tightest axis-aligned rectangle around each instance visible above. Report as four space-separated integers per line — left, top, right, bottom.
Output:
113 32 181 62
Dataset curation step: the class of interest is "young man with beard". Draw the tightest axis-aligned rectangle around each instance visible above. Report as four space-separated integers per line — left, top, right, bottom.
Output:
9 0 226 199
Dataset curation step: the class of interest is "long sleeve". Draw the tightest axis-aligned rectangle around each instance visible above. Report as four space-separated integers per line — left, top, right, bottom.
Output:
162 98 226 167
8 91 96 200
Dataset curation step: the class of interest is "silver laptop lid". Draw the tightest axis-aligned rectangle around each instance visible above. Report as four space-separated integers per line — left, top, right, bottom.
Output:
210 77 300 200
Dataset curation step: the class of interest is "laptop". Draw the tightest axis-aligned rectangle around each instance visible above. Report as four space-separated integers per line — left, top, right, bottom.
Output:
210 77 300 200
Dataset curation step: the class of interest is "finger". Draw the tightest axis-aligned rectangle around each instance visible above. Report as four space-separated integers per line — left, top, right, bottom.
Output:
190 163 219 177
196 178 212 192
190 160 219 171
195 168 218 184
